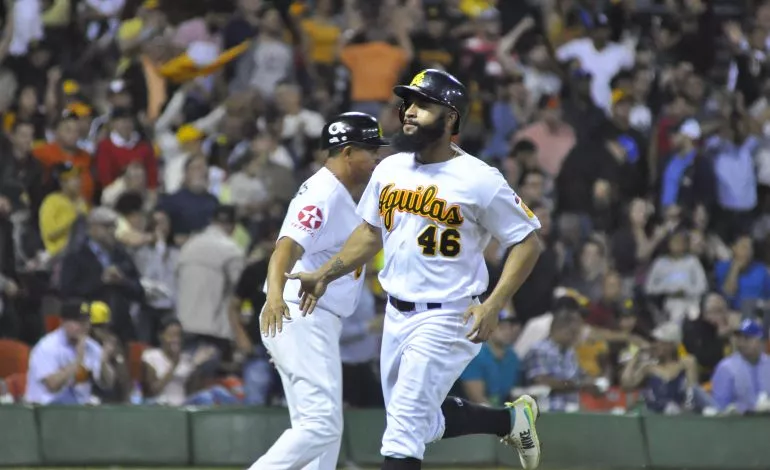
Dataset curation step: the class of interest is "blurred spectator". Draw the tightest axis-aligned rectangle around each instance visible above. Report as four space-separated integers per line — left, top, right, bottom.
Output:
706 114 759 240
59 207 145 343
621 322 713 414
157 154 218 246
340 280 383 409
715 234 770 312
555 11 634 112
460 311 521 407
94 107 158 190
0 120 45 219
231 6 295 99
496 16 561 105
176 205 244 367
409 2 461 78
711 318 770 414
230 239 274 405
689 204 731 272
32 113 95 203
683 293 740 384
114 191 153 249
25 300 115 404
89 79 134 142
100 161 150 209
644 228 708 324
338 2 412 116
38 163 88 256
598 89 650 205
514 94 575 179
87 301 132 403
562 237 607 303
611 198 669 280
227 152 272 222
517 169 548 207
523 307 597 412
154 86 226 193
659 118 716 212
273 81 325 165
133 209 178 344
3 85 46 140
586 270 626 329
141 316 238 406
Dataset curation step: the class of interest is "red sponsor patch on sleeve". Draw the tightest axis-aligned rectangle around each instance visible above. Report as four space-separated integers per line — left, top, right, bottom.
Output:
297 205 324 230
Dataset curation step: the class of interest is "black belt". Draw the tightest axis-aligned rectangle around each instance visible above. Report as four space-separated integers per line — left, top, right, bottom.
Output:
388 296 478 312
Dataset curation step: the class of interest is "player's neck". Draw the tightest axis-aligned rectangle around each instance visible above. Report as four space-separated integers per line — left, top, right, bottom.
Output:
325 161 363 201
415 138 456 164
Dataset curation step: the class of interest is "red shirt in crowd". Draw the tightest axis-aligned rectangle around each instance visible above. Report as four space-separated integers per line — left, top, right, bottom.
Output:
95 133 158 188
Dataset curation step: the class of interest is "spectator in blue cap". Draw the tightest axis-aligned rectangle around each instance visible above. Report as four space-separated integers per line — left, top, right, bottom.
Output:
711 318 770 413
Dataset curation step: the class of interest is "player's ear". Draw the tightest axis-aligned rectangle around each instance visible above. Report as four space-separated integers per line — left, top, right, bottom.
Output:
446 111 458 133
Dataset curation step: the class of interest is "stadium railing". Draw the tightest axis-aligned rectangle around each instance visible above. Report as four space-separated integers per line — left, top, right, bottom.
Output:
1 405 768 469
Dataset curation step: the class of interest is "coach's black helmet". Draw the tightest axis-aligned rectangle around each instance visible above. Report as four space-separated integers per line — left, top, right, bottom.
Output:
321 112 389 151
393 69 469 135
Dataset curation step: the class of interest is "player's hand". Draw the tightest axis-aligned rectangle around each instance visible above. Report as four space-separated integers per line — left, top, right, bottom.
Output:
463 303 500 344
261 296 291 337
284 271 328 316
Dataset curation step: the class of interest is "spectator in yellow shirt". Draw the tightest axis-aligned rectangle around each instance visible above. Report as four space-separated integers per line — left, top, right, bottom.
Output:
39 163 89 256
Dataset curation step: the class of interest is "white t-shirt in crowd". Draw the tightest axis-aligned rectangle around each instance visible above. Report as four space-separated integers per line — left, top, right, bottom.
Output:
141 348 195 406
556 38 635 111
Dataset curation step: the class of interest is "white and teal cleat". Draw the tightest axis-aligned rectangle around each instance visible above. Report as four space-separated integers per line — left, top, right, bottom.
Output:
502 395 541 469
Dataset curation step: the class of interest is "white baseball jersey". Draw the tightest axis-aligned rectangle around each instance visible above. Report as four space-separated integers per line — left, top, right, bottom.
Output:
357 145 541 303
270 167 365 317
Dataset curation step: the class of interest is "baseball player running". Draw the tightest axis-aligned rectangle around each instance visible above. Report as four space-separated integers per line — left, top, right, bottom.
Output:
251 112 388 470
287 69 543 470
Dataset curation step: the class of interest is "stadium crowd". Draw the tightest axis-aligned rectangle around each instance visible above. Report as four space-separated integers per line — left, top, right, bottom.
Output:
0 0 770 415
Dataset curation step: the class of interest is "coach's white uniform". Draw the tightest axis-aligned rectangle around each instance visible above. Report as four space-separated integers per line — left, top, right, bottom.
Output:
357 145 541 460
252 167 365 470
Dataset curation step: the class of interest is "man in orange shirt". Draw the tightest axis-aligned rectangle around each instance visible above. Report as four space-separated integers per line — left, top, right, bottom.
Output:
33 113 96 204
339 4 413 117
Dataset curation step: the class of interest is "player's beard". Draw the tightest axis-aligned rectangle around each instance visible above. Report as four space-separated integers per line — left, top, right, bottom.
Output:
391 114 447 154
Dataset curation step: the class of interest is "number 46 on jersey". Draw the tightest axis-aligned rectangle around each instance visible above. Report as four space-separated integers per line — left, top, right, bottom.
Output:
416 225 461 257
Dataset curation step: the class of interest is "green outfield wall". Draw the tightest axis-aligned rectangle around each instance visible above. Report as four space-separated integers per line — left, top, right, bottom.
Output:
0 405 768 469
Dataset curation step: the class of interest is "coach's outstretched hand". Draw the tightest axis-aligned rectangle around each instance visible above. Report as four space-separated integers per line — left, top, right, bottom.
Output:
463 303 500 343
285 271 328 316
261 296 291 337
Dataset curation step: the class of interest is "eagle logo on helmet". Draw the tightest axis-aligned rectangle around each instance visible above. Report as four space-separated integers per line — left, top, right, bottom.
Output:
410 70 427 87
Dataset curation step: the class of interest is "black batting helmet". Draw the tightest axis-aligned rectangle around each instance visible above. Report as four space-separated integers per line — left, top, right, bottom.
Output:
393 69 469 135
321 112 389 151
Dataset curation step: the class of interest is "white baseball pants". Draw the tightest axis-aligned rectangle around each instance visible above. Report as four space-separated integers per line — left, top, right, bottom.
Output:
379 298 482 460
249 304 343 470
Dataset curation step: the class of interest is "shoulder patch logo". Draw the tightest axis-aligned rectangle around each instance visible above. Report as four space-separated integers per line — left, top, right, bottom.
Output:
298 205 323 230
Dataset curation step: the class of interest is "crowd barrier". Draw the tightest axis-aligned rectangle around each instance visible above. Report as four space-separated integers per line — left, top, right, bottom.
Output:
1 405 769 469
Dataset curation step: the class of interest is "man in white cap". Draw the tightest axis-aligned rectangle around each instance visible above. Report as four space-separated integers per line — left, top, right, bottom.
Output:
659 118 716 211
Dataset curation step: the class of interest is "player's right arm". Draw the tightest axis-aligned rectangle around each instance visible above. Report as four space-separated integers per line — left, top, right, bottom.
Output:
261 237 305 337
288 221 382 316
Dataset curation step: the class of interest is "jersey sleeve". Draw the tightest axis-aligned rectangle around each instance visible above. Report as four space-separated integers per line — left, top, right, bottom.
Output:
356 175 381 228
277 191 331 255
479 181 541 248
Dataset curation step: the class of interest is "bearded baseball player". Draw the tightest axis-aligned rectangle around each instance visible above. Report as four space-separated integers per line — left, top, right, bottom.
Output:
251 112 388 470
287 69 543 470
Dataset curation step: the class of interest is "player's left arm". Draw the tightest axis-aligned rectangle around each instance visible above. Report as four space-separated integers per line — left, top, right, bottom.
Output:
478 181 542 313
465 180 542 342
484 233 541 313
262 237 305 336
